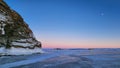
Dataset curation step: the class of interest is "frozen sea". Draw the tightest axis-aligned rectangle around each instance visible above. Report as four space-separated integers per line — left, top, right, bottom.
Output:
0 48 120 68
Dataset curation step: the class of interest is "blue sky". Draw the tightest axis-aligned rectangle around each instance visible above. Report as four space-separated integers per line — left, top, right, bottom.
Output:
4 0 120 48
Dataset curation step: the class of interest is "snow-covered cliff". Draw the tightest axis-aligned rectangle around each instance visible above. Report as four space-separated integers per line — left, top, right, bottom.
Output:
0 0 42 55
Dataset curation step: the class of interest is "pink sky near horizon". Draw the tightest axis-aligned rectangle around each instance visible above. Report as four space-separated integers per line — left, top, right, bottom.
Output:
35 32 120 48
38 38 120 48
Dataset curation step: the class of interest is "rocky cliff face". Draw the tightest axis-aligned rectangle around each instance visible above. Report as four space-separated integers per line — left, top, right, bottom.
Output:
0 0 41 50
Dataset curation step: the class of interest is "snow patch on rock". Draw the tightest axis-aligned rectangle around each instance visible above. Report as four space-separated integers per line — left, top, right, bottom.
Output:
0 21 6 35
11 39 38 47
12 42 37 47
0 14 7 21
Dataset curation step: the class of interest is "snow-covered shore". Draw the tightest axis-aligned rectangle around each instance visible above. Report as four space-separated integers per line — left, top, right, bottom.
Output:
0 47 44 55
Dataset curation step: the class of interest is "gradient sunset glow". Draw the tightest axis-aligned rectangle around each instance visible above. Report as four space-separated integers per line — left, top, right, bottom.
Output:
39 36 120 48
5 0 120 48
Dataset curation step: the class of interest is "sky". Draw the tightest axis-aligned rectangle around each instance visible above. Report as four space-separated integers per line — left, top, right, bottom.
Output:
4 0 120 48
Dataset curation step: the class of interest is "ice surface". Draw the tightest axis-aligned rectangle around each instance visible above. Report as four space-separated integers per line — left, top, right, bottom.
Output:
0 48 120 68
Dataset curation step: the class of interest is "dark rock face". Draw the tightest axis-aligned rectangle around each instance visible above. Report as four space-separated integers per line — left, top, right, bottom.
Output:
0 0 41 49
